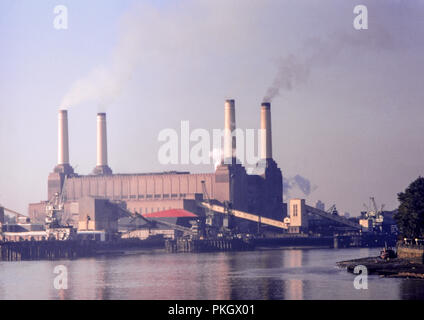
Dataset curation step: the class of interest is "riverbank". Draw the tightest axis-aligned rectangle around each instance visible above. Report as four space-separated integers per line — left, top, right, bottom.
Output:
0 238 165 261
337 256 424 279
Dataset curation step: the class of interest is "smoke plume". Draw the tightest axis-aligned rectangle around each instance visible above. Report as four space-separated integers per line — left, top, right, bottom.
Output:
60 7 146 109
209 147 223 170
263 7 397 103
283 174 317 198
263 55 310 103
61 1 402 108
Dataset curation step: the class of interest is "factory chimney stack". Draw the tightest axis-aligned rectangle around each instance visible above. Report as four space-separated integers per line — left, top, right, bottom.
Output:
223 99 236 164
58 109 70 165
93 113 112 175
260 102 273 160
53 109 74 175
49 109 74 199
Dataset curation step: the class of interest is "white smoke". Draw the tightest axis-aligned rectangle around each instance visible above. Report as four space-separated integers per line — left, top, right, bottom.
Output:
60 0 409 110
59 1 261 109
60 5 154 108
60 66 123 108
209 147 223 170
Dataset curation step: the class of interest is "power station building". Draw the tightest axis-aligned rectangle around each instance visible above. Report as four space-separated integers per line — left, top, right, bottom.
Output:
28 100 285 231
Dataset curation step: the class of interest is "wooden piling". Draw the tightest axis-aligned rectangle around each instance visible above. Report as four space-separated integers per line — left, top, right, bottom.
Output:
0 240 97 262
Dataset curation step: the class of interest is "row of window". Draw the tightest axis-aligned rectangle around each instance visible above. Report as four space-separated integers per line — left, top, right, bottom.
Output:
133 207 172 214
293 204 298 217
129 193 187 199
67 193 189 201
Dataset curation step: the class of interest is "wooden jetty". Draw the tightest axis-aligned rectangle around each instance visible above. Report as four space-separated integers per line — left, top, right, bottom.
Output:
0 240 96 261
0 238 165 261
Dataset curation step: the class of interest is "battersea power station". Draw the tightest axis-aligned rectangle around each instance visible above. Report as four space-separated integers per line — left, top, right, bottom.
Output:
28 100 285 234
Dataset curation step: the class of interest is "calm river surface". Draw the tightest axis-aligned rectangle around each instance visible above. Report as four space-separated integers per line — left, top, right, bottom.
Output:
0 247 423 300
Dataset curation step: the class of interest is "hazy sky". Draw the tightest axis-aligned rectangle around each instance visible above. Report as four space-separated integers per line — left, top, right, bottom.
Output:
1 0 424 216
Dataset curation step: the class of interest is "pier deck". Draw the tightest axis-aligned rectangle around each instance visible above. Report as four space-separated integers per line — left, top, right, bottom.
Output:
0 240 96 261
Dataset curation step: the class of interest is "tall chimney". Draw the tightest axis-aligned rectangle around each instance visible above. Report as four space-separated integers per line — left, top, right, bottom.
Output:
58 109 70 165
261 102 272 160
223 99 236 163
93 113 112 175
49 109 73 200
97 113 108 167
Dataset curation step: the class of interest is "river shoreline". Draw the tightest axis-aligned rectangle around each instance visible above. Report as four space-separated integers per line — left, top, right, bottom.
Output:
337 256 424 279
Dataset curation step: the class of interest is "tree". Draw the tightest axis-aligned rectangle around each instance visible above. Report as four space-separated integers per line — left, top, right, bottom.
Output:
395 176 424 239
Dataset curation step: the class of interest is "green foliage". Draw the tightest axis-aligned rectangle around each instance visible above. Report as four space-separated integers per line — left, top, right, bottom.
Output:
395 176 424 238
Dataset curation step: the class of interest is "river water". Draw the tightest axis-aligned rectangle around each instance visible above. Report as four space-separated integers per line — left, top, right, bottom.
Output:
0 247 423 300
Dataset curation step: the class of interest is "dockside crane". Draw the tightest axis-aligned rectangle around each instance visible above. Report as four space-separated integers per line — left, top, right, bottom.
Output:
326 204 338 216
201 180 216 227
45 175 68 228
360 196 385 232
370 197 384 224
44 176 77 240
363 203 370 212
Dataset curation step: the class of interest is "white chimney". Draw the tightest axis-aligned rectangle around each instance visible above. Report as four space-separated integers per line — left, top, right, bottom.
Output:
96 113 108 167
58 109 70 165
261 102 272 159
93 113 112 175
224 99 236 161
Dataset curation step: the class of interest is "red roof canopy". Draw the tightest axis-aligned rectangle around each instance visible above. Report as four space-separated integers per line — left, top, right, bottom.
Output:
143 209 197 218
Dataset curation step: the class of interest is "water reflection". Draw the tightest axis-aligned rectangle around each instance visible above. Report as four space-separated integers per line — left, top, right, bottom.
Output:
285 250 304 300
400 279 424 300
1 248 423 300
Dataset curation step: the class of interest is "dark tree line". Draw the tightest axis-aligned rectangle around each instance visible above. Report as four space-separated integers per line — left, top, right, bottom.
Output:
395 176 424 239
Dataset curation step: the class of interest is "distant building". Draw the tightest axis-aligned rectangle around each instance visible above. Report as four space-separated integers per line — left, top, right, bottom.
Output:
315 200 325 211
29 101 285 234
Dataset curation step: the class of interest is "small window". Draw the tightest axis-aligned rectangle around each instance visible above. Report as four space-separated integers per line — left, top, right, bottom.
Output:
293 204 298 217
